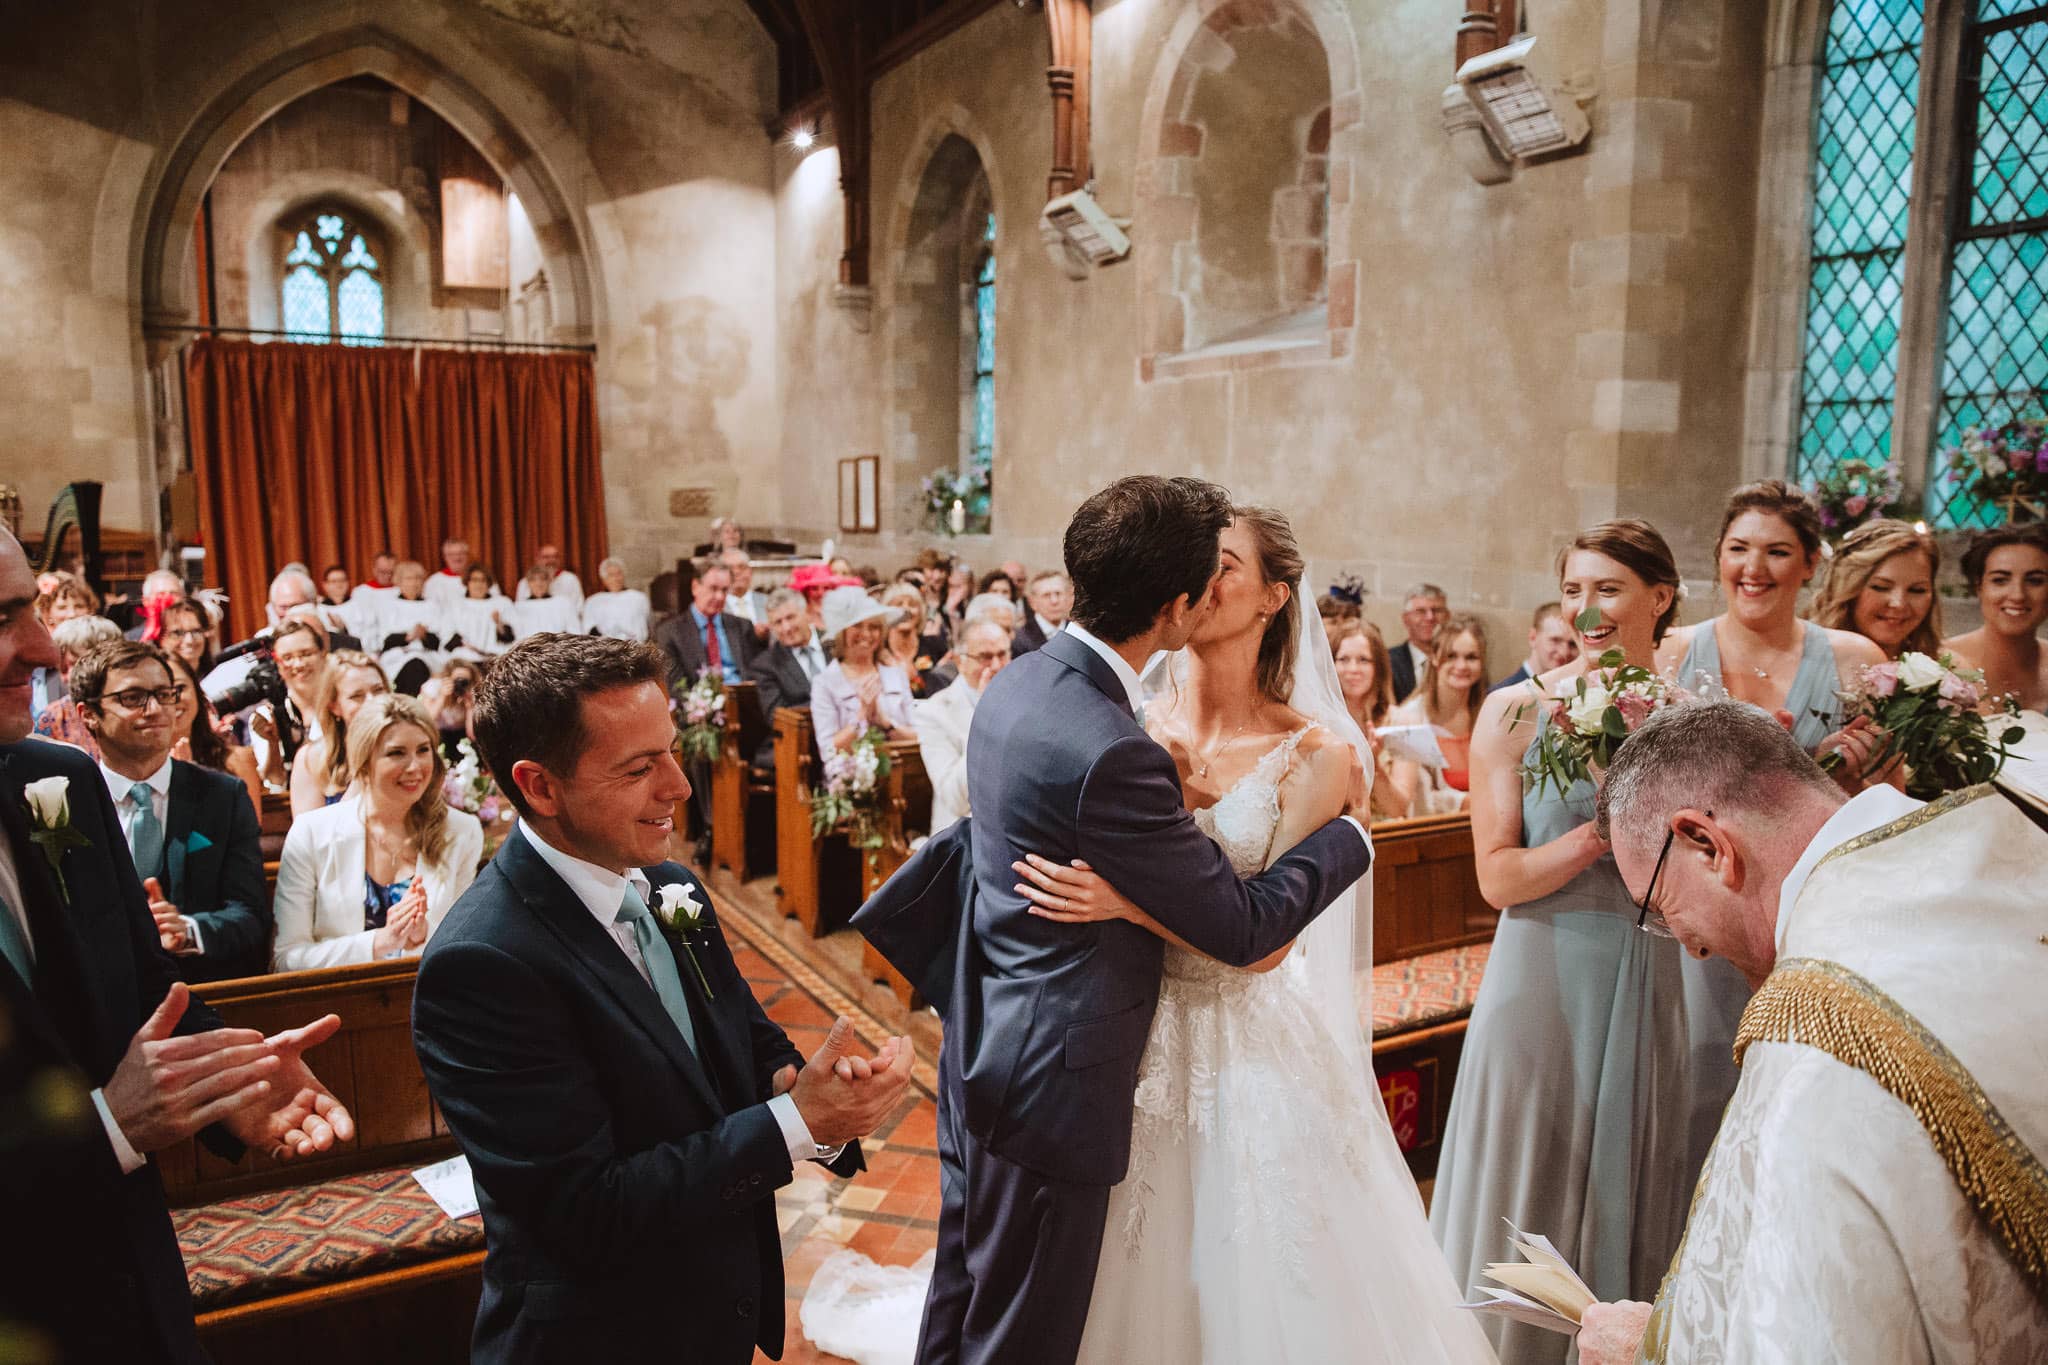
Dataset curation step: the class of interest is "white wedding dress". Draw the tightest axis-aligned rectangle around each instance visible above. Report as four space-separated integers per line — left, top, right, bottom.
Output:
802 725 1498 1365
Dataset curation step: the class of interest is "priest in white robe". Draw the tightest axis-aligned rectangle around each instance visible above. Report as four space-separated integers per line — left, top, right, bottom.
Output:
1577 702 2048 1365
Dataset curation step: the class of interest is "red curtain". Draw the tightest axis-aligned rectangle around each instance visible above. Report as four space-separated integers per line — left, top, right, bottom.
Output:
186 339 606 639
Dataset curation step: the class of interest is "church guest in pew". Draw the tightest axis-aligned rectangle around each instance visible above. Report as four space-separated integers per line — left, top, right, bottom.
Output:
247 618 331 793
656 557 758 688
34 613 124 757
0 527 354 1362
976 567 1018 602
720 547 771 639
1491 601 1580 693
290 650 390 815
1011 570 1072 655
1942 521 2048 714
1331 621 1412 821
372 560 450 694
420 657 484 757
583 556 653 641
1804 518 1944 661
1389 582 1450 703
510 562 584 640
29 577 96 720
272 693 483 971
942 560 976 638
157 594 219 681
412 634 909 1365
320 562 354 614
746 588 828 771
914 614 1011 834
446 564 514 660
163 649 264 812
811 586 916 753
75 640 271 982
515 542 584 609
881 583 947 699
1386 614 1489 816
1317 586 1364 657
1431 521 1726 1365
1580 700 2048 1364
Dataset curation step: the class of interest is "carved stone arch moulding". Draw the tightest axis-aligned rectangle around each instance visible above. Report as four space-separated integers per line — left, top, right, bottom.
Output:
134 28 604 343
1134 0 1362 383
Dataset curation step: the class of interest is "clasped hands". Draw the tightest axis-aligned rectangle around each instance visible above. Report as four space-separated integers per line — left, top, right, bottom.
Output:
101 982 356 1162
777 1017 914 1150
371 879 431 957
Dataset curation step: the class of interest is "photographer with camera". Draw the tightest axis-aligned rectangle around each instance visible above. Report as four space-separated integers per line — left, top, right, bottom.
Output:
226 620 330 793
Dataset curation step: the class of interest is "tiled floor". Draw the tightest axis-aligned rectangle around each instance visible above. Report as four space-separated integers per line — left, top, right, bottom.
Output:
727 927 941 1365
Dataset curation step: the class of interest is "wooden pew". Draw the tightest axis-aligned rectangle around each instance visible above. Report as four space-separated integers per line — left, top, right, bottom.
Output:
709 680 776 881
860 741 933 1009
772 707 863 935
1368 812 1497 963
162 961 482 1363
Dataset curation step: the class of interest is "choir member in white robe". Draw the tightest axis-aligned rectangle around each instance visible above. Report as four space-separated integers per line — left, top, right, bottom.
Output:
508 565 583 641
445 568 514 660
1577 702 2048 1365
581 558 651 641
372 561 450 688
423 538 477 609
513 543 583 609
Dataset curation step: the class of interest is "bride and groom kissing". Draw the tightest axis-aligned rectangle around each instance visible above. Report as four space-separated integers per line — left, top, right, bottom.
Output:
853 477 1495 1364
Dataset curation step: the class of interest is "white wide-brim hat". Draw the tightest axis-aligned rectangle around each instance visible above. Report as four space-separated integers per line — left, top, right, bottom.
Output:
820 585 902 640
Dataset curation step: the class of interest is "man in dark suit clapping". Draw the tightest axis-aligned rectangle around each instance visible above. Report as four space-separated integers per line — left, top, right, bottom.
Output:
412 635 913 1364
0 528 353 1363
73 639 270 982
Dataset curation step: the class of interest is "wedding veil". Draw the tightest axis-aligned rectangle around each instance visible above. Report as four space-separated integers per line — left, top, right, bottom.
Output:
1286 571 1374 1076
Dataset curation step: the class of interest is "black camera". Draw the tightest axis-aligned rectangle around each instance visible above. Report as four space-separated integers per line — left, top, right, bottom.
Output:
207 645 304 765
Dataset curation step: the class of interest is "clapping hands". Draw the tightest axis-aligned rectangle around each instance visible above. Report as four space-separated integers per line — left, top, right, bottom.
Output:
144 877 188 953
787 1017 914 1149
372 880 431 957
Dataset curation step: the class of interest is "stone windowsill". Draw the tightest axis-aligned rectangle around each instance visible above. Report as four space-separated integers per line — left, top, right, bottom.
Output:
1150 304 1335 381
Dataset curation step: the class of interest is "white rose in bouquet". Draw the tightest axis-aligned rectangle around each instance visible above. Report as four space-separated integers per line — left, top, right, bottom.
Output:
1565 683 1612 735
1895 651 1946 691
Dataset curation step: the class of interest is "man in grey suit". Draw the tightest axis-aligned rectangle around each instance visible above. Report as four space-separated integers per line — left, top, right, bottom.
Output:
867 477 1374 1365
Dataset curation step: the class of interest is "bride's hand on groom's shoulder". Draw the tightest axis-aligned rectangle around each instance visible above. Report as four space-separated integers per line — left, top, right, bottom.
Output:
1013 855 1144 928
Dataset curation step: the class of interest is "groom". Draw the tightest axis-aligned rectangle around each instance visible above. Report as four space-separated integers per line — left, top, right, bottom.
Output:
900 477 1375 1364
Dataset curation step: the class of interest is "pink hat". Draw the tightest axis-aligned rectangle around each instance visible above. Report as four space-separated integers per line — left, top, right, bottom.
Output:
788 563 863 598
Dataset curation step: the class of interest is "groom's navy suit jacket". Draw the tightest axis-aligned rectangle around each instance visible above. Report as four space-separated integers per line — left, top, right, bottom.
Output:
412 826 862 1365
947 629 1370 1184
0 739 241 1363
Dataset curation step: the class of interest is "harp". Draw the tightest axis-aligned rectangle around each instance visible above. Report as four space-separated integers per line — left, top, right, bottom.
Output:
31 481 105 589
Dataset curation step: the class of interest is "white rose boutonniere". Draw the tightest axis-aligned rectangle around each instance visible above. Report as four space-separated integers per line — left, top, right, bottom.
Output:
23 776 91 902
653 881 716 999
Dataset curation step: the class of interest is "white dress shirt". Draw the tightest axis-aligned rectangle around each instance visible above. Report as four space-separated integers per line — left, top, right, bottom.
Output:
519 825 838 1166
97 756 200 953
1063 623 1374 852
1405 641 1429 684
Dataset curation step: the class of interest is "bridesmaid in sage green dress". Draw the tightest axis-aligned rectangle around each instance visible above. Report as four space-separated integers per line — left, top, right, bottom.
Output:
1431 521 1702 1365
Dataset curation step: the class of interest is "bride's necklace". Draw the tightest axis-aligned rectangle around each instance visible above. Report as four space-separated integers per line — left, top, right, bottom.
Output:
1191 719 1253 779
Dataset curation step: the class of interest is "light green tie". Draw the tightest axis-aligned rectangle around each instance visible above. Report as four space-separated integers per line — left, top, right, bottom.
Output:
614 884 699 1057
128 781 165 883
0 892 32 983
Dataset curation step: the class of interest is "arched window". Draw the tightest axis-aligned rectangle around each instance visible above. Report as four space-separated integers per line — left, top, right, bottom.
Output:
1793 0 2048 526
970 211 996 477
280 210 385 343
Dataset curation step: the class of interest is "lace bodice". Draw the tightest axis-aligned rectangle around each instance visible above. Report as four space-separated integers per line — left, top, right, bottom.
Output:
1166 725 1317 986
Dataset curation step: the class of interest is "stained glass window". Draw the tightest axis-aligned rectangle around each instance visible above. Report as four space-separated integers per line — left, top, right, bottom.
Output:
1931 5 2048 526
278 210 384 343
1792 0 1924 489
970 212 996 476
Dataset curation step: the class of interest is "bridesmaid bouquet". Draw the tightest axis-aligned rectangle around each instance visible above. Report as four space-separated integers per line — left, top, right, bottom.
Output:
810 728 893 850
1516 629 1680 797
1820 652 2026 799
673 669 728 765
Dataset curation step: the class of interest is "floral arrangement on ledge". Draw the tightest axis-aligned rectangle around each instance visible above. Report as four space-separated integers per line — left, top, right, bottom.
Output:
673 670 727 766
1943 415 2048 524
922 467 992 536
442 739 518 857
811 726 893 852
1820 652 2026 800
1514 609 1686 797
1808 458 1903 538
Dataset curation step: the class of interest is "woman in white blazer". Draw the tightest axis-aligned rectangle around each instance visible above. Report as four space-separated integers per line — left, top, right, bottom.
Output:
272 693 483 971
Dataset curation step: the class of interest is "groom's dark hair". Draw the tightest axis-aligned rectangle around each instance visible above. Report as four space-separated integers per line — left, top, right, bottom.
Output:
472 633 670 818
1065 476 1233 644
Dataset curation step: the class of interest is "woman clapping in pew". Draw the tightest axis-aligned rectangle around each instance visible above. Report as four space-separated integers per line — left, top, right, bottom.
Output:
272 693 482 971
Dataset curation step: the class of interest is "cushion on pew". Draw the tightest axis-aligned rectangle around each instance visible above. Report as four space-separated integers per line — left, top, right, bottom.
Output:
1368 941 1489 1038
176 1164 484 1312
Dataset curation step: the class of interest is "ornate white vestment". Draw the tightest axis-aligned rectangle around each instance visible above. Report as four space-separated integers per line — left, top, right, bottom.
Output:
1643 784 2048 1365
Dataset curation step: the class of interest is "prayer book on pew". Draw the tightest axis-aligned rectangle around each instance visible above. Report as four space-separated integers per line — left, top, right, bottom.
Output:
1457 1222 1593 1336
1376 723 1448 770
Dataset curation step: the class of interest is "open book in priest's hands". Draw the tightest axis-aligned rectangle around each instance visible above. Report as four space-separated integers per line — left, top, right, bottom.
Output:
1457 1222 1595 1336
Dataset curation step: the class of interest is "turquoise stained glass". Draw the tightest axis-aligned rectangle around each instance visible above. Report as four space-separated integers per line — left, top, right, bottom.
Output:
1792 0 1924 490
1932 6 2048 526
279 212 384 343
970 214 996 476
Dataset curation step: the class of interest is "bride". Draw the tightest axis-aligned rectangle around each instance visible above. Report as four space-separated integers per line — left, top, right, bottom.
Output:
802 507 1495 1364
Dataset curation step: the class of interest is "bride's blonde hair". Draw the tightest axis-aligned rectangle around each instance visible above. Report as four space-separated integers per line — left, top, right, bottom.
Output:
1231 505 1304 704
